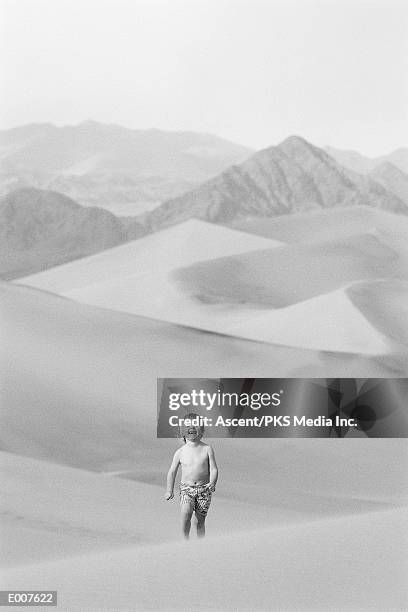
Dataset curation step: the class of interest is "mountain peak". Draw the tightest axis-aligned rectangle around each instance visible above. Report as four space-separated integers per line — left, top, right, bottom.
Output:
278 135 321 157
252 135 318 163
280 135 312 148
144 134 407 231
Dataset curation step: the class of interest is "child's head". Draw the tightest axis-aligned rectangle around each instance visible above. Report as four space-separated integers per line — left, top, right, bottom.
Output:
180 412 204 443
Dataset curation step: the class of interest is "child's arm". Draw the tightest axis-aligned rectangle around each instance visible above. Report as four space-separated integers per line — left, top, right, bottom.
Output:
165 448 181 500
207 446 218 492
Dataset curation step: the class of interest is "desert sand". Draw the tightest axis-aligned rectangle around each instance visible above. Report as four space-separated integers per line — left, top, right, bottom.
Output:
3 206 408 609
3 280 398 473
1 284 407 607
1 281 408 609
17 219 281 294
230 205 408 244
3 507 407 611
348 279 408 344
174 231 406 308
16 213 408 358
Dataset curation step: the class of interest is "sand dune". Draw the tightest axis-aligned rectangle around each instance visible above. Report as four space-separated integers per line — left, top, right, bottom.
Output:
2 281 408 609
230 205 408 245
173 231 406 308
15 220 400 355
17 219 281 294
56 256 394 355
348 279 408 345
1 451 176 567
1 451 293 568
227 288 390 354
2 508 407 610
7 444 400 570
2 280 407 480
65 281 388 355
2 281 400 473
21 267 392 355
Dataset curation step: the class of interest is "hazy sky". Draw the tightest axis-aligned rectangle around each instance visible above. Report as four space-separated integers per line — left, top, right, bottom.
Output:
1 0 407 154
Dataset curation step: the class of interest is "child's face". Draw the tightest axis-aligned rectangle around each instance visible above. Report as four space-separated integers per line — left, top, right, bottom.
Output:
185 425 202 442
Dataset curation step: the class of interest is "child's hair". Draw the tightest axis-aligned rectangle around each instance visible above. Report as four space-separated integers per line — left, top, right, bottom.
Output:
180 412 204 443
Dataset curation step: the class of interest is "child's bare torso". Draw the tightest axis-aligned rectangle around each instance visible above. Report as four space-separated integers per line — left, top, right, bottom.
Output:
180 442 210 485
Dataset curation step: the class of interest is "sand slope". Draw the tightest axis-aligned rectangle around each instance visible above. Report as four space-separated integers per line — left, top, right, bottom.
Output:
348 279 408 345
227 288 389 354
174 231 406 308
2 281 408 609
3 281 401 472
2 281 407 485
15 218 400 356
2 451 294 568
2 508 407 611
230 205 408 244
17 219 281 294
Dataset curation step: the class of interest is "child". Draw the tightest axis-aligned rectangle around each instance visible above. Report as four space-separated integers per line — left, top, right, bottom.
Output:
165 413 218 539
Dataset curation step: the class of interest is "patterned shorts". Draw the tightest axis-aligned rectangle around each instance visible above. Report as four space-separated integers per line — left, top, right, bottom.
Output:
179 483 212 516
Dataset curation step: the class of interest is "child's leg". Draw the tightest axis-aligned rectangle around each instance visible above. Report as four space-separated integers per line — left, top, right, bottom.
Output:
180 503 194 539
195 488 211 538
195 511 206 538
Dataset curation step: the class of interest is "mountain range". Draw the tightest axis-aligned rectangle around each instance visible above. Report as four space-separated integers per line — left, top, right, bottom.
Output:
0 188 145 279
325 146 408 205
369 162 408 206
144 136 407 232
0 121 252 215
1 127 407 279
325 145 408 175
